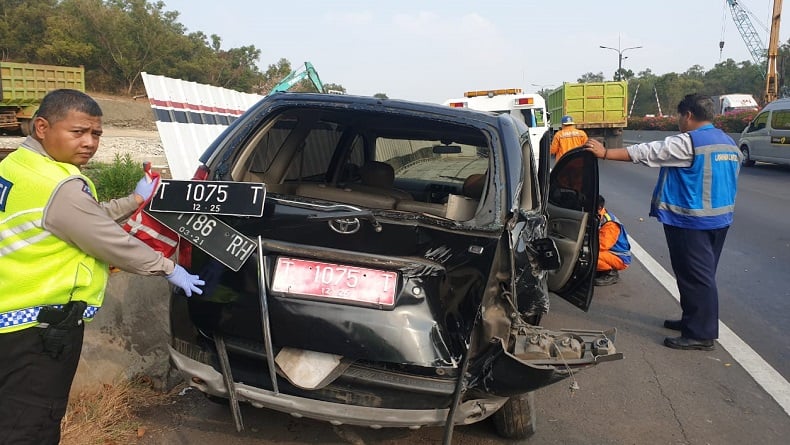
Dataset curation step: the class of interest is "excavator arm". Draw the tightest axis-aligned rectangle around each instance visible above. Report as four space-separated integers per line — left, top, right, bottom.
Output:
270 62 325 93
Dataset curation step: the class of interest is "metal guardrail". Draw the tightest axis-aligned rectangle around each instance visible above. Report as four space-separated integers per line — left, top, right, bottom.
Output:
622 130 742 144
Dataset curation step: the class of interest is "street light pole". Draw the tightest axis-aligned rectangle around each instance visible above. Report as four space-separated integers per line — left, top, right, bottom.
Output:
599 36 642 81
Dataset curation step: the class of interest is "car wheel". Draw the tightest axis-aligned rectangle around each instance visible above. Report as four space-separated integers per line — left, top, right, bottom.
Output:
491 391 536 439
741 145 755 166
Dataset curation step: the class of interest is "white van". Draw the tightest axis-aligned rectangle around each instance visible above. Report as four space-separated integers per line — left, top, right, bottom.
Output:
738 98 790 167
444 88 549 165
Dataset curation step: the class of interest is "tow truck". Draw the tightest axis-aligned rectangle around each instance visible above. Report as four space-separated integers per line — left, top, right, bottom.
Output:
444 88 549 165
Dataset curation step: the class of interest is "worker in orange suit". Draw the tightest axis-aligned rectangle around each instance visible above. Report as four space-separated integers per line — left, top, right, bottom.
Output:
550 115 588 162
595 195 632 286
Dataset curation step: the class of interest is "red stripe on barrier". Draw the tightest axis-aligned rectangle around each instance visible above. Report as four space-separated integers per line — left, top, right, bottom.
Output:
148 98 246 115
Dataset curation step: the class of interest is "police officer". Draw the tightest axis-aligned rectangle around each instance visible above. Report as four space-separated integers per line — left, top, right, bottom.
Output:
585 93 740 351
0 89 204 444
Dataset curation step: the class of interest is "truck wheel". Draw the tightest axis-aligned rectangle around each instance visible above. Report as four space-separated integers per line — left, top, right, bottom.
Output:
19 119 31 136
491 391 536 439
604 134 623 148
740 145 755 166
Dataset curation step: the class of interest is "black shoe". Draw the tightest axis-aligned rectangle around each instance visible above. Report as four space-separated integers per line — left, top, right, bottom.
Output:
663 319 682 331
594 270 619 286
663 336 715 351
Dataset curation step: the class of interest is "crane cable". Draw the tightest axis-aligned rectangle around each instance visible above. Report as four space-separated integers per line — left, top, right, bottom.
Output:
720 0 728 61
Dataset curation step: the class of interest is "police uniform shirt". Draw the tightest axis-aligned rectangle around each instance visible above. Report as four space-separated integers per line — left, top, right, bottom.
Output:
19 137 175 276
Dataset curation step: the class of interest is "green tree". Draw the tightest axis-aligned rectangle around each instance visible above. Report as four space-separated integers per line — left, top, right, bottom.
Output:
373 93 388 99
323 83 346 94
0 0 57 61
208 39 263 92
577 72 605 83
257 58 293 93
58 0 183 94
615 67 634 81
157 30 217 85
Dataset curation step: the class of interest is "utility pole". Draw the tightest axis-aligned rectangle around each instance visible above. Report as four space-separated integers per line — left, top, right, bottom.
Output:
600 36 643 81
654 85 663 117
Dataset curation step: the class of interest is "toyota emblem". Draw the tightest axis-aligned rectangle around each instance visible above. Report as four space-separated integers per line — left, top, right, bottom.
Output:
328 217 361 234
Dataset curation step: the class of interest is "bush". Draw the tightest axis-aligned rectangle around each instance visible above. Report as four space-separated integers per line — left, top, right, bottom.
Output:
83 153 142 201
627 109 758 133
713 110 758 133
627 115 677 131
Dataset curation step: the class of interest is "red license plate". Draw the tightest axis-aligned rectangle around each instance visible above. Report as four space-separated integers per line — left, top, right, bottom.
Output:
271 257 398 307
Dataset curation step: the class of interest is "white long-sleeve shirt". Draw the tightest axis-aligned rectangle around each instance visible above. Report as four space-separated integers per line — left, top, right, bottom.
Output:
625 133 695 168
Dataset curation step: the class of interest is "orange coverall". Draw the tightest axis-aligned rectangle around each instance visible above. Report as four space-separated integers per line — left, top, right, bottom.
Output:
550 126 588 161
597 212 627 272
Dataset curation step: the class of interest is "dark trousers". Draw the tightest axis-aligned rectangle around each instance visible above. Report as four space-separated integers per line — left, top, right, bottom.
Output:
663 224 729 340
0 324 85 445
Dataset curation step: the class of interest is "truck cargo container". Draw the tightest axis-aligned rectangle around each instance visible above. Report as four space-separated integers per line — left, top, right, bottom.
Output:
547 81 628 148
711 94 760 115
0 62 85 135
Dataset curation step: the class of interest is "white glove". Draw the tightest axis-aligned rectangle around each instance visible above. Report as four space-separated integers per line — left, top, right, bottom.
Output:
166 265 205 297
134 175 156 201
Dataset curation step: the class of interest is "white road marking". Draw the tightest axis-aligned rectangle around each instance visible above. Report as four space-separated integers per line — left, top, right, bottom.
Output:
628 236 790 417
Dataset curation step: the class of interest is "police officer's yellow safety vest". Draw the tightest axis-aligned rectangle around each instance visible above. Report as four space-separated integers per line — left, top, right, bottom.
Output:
0 147 109 333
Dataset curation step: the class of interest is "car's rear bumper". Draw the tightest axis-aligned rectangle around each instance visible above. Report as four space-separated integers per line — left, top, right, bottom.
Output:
169 346 507 428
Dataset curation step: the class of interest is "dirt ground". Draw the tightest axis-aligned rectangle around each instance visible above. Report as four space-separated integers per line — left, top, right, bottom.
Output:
91 93 158 131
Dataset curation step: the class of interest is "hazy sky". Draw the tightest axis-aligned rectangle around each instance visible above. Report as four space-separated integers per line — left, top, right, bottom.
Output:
161 0 787 103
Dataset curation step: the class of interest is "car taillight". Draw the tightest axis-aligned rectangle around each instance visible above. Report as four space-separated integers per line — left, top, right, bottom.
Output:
448 102 467 108
192 165 210 180
178 165 210 268
177 242 192 268
516 98 534 105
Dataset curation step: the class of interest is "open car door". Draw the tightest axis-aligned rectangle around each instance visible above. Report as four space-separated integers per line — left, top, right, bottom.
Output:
545 148 599 311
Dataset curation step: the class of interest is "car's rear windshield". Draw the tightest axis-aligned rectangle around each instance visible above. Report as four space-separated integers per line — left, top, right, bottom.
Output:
237 107 492 190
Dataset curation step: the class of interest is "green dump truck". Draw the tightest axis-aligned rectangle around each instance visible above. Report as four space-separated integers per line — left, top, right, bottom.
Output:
547 81 628 148
0 62 85 135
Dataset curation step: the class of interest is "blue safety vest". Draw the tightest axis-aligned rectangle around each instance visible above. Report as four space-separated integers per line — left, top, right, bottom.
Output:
650 124 740 229
600 210 632 265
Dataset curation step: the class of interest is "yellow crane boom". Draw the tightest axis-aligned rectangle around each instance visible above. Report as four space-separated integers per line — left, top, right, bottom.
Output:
765 0 782 104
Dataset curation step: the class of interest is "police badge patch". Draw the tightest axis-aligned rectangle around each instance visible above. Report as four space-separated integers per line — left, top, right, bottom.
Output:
0 176 12 212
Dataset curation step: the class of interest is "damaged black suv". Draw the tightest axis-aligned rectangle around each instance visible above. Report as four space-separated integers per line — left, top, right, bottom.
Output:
158 93 621 440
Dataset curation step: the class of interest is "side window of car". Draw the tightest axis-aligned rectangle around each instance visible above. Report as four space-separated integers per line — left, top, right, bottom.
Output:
770 110 790 129
548 156 595 212
749 112 769 132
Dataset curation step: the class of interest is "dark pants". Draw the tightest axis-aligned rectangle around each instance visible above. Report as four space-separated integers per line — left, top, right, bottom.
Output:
0 324 85 445
663 224 729 340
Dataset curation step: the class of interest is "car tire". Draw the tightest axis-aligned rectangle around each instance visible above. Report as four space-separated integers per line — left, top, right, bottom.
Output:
491 391 536 439
604 133 623 149
741 145 755 167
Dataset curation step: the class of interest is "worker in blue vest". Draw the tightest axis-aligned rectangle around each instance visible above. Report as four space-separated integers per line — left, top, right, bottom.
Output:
594 195 632 286
584 93 741 351
0 89 204 443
